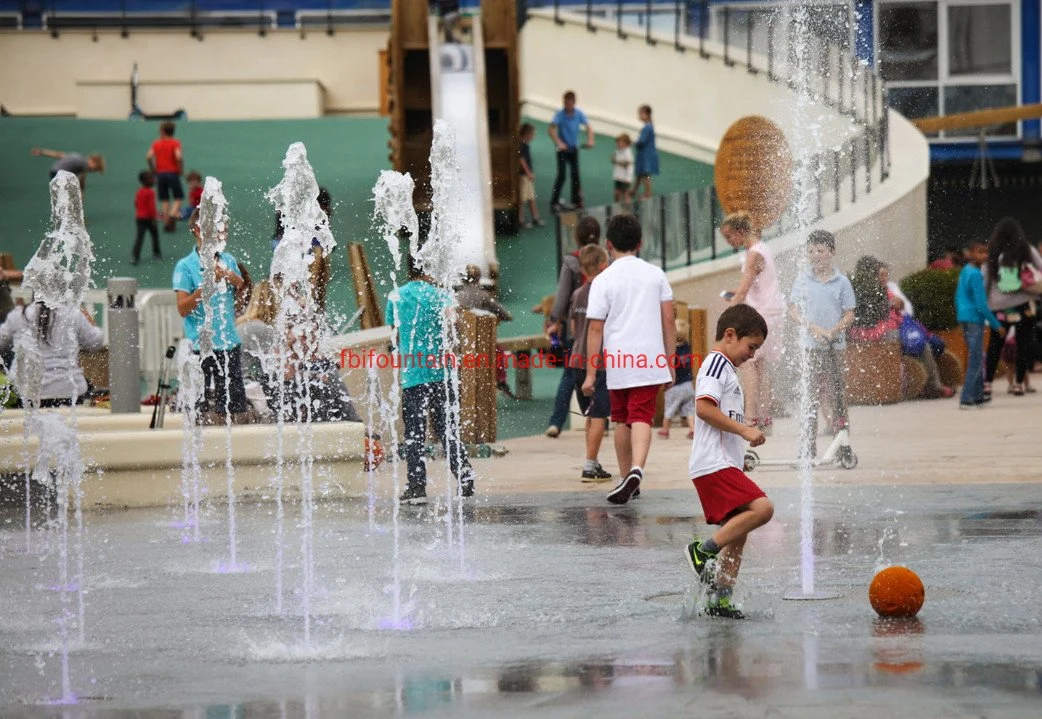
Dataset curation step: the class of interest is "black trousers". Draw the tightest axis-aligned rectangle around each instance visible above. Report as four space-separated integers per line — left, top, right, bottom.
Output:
985 303 1040 384
550 148 582 207
199 346 250 415
133 218 160 260
402 380 473 491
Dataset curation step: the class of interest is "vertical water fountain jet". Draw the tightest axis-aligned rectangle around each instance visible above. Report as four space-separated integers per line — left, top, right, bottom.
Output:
198 178 247 571
372 168 417 630
425 119 470 570
265 142 336 645
176 342 204 543
783 6 843 602
16 170 95 703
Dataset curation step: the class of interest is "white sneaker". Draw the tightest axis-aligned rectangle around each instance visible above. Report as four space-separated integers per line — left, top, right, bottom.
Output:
545 425 560 438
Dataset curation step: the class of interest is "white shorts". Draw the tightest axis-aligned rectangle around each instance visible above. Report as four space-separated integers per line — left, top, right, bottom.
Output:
663 381 696 420
519 175 535 203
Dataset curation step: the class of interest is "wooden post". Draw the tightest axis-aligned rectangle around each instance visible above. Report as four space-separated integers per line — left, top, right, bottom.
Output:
688 307 709 364
458 311 498 444
347 243 383 329
514 349 532 400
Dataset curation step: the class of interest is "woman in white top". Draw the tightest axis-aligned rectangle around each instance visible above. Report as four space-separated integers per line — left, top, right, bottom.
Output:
0 301 105 406
721 211 786 435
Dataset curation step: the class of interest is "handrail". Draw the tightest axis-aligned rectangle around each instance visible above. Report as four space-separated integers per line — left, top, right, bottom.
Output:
543 1 890 276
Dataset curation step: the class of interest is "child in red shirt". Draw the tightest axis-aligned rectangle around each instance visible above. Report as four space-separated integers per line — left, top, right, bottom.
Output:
181 170 203 220
131 171 160 265
146 121 184 232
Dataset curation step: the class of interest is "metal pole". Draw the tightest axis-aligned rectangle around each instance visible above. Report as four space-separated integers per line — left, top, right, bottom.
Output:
554 0 562 25
723 6 733 66
837 50 845 113
833 149 841 213
850 137 857 204
107 277 140 414
815 155 823 219
767 13 775 81
881 88 891 182
709 187 718 260
617 0 626 39
862 64 870 126
747 11 756 73
659 198 668 271
674 0 684 51
684 190 692 266
645 0 655 45
699 0 709 58
864 133 871 194
587 0 594 32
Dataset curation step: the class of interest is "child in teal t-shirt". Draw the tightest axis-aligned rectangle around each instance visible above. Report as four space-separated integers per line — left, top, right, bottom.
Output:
385 256 475 505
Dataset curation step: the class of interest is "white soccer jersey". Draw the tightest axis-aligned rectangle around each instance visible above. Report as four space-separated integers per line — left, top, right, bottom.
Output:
688 351 746 479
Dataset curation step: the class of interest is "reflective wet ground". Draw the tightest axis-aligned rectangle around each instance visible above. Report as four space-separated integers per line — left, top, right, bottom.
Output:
1 484 1041 717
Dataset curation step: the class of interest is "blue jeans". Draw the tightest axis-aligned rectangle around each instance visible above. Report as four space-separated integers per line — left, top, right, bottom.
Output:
961 322 985 404
548 364 578 429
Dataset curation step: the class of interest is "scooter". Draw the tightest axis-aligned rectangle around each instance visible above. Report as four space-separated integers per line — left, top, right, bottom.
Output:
743 427 858 472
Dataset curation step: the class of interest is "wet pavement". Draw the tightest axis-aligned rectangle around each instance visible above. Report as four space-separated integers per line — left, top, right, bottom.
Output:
2 483 1041 717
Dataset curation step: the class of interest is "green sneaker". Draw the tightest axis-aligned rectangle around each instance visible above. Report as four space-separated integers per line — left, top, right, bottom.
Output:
705 594 745 619
684 538 718 584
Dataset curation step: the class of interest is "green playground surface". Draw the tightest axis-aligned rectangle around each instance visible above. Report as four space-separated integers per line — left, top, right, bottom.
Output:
0 115 712 438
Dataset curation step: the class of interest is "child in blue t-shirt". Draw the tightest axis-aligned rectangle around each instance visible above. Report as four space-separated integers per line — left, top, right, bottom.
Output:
386 253 475 505
955 238 1001 408
632 105 660 200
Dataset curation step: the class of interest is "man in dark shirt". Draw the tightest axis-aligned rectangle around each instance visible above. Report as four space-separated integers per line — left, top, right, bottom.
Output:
31 148 105 192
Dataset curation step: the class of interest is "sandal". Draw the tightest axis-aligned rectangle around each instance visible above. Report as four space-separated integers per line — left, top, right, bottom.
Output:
656 429 670 438
1012 384 1025 396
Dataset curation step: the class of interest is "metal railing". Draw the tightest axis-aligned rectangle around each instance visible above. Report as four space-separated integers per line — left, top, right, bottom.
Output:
545 1 892 275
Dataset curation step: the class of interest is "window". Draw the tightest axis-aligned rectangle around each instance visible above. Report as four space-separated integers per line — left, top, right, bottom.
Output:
877 1 1020 140
948 5 1011 75
879 2 939 81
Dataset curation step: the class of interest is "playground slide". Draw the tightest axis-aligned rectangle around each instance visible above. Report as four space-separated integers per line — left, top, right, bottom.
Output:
427 13 497 275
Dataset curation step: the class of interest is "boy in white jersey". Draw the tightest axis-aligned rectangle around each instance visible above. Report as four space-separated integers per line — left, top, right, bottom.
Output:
685 304 774 619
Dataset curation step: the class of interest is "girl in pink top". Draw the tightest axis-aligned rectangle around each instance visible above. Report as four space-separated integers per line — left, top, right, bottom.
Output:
722 211 786 435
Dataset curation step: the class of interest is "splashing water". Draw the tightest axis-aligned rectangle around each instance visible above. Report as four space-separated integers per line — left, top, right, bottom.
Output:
176 342 204 543
427 119 471 572
198 178 248 571
372 169 417 630
16 170 95 704
265 142 337 646
787 6 838 598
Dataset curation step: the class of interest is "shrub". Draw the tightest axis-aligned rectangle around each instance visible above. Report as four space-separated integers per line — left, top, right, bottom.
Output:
899 268 960 331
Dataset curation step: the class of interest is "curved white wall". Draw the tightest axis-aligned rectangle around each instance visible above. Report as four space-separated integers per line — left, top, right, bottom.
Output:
520 9 929 324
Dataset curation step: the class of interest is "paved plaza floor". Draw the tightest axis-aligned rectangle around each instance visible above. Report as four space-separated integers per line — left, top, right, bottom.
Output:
1 393 1041 717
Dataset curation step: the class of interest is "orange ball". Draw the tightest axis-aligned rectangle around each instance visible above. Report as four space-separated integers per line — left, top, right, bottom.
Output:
869 566 925 617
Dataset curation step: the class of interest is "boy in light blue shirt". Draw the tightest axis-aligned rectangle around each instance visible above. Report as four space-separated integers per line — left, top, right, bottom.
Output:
548 90 594 213
386 253 475 505
955 238 1001 408
788 230 856 457
173 208 249 421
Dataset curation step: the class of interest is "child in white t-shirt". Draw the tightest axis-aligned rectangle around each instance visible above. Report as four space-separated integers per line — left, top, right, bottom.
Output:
583 214 675 505
684 304 774 619
611 134 635 203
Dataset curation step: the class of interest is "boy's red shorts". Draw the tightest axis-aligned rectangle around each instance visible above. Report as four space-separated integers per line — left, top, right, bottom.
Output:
692 467 767 525
608 384 661 425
